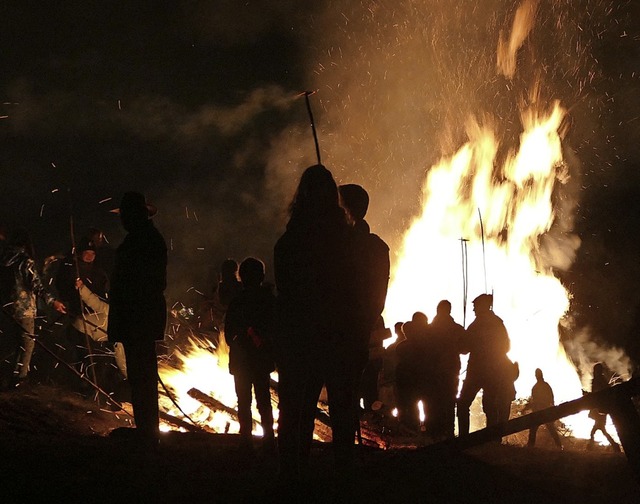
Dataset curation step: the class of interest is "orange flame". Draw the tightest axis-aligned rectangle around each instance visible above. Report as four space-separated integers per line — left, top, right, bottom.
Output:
158 334 277 436
383 100 610 438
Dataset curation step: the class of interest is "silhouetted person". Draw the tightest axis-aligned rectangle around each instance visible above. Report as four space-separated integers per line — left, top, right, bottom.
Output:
428 300 465 439
218 259 243 307
274 164 360 484
457 293 510 435
483 354 519 426
74 277 127 380
223 257 276 456
0 228 66 388
359 319 389 412
87 227 116 278
527 368 562 449
56 237 109 319
339 183 390 414
382 321 406 408
588 363 621 452
395 312 429 432
55 236 110 393
211 259 243 335
108 192 167 448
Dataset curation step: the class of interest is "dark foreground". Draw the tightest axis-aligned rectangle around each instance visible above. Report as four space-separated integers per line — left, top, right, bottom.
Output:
0 384 637 503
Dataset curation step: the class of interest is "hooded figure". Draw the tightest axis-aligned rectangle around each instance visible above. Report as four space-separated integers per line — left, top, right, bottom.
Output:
108 191 167 446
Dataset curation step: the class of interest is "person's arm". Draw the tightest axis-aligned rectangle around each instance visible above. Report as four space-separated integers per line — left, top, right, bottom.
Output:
25 258 66 314
76 279 108 314
223 300 242 348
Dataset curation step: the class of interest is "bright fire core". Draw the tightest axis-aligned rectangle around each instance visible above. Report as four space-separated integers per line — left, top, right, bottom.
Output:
383 100 604 439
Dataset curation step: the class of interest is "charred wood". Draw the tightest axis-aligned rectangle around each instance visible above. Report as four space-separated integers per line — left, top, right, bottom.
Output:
187 387 257 430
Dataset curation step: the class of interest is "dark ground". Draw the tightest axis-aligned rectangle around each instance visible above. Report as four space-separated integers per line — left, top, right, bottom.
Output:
0 383 637 504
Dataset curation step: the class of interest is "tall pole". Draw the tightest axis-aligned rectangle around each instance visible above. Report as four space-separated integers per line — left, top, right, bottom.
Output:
477 208 487 293
460 238 469 327
68 189 99 389
303 90 322 165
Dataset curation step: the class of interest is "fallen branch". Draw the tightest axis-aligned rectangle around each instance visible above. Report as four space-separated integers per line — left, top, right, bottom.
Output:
187 387 257 430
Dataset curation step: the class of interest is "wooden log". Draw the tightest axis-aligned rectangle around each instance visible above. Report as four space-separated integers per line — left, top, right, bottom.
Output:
159 410 210 433
429 377 640 479
187 387 257 430
446 378 639 449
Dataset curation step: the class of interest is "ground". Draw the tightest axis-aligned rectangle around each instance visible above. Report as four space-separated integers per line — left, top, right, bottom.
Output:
0 383 637 503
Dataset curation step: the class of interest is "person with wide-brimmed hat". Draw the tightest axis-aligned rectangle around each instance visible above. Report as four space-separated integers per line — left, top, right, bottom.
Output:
108 191 167 448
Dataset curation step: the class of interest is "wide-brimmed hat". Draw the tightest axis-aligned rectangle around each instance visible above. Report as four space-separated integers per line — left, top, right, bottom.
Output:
110 191 157 217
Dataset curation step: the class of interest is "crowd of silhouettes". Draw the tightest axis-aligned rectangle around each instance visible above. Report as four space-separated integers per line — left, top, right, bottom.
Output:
0 164 629 492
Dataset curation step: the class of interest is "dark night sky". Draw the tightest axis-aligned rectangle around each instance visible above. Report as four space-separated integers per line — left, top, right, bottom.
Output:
1 1 640 370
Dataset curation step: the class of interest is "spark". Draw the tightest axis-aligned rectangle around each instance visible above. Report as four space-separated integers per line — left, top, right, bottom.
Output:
99 197 112 204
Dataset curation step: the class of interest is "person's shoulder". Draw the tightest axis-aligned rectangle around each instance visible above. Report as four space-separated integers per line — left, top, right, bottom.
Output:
368 232 389 252
226 289 248 308
259 284 276 299
466 318 479 329
274 228 297 251
485 312 506 328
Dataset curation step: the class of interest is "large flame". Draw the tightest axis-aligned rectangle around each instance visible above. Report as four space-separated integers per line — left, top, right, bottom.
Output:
383 99 615 440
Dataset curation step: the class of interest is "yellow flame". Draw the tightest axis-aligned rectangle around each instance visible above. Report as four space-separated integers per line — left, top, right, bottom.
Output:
384 101 603 438
158 334 277 436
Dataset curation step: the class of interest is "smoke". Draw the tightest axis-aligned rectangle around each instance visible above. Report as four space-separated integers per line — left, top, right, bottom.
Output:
1 1 639 361
261 0 639 366
562 321 633 388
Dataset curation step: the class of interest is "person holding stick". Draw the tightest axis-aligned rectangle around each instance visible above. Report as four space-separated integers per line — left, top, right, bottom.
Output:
55 236 109 392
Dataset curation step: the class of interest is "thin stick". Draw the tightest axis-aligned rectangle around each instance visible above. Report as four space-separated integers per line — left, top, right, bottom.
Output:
1 305 131 416
68 190 99 389
477 208 487 293
460 238 469 327
303 90 322 165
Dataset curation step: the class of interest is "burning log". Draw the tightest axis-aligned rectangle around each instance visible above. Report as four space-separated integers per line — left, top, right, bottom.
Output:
159 410 211 434
187 387 257 431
